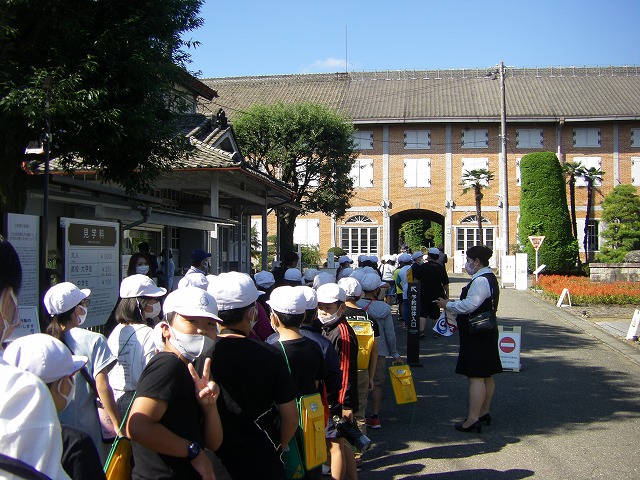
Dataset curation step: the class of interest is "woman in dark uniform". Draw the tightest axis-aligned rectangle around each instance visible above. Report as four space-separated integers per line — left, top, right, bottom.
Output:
436 245 502 433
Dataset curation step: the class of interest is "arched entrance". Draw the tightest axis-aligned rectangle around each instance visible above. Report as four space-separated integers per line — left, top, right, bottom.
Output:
389 209 444 253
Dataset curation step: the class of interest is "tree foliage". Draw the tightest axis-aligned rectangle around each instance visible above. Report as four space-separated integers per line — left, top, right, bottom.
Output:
461 168 495 244
0 0 205 212
425 221 443 247
596 184 640 262
399 220 427 253
518 152 578 272
581 166 604 262
234 102 357 253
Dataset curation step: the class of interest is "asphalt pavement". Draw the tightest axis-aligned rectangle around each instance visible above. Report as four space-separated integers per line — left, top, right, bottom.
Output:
356 275 640 479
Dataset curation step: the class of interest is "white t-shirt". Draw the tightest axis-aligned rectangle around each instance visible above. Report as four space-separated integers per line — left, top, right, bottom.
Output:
107 323 156 398
0 358 71 480
58 327 116 460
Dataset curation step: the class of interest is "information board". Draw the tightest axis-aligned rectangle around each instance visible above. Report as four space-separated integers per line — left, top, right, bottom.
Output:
5 213 40 308
6 306 40 342
61 218 120 328
501 255 516 288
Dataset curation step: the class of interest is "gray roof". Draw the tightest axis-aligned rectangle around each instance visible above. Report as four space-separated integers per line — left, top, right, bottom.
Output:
201 66 640 122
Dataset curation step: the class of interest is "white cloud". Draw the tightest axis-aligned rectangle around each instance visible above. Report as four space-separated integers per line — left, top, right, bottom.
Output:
302 57 347 73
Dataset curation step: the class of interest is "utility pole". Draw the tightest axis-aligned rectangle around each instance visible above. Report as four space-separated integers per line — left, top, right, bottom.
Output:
499 62 509 257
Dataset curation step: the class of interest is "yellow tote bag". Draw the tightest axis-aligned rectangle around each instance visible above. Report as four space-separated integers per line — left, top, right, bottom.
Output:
388 364 417 404
347 320 374 370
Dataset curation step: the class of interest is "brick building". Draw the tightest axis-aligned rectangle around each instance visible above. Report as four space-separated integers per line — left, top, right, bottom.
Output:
200 66 640 271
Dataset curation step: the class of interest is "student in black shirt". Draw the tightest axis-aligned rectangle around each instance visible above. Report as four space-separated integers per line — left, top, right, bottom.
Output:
127 287 223 480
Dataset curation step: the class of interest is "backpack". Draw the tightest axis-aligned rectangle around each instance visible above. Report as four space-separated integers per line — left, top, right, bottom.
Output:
345 301 375 370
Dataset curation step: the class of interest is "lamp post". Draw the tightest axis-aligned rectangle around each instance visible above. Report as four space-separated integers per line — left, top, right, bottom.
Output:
499 62 509 258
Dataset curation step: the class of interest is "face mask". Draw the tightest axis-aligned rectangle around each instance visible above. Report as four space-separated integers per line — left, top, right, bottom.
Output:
136 265 150 275
77 305 87 325
318 312 339 325
0 290 20 343
249 306 258 330
144 301 162 320
56 376 74 412
167 323 214 362
465 261 476 276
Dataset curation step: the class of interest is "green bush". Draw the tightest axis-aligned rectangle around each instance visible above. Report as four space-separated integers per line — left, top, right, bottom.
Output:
327 246 347 258
518 152 578 273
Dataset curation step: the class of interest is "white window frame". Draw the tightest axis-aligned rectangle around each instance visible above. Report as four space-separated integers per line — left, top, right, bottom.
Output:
341 216 379 256
632 129 640 147
516 157 522 186
573 156 602 187
350 159 374 188
516 129 544 149
404 158 431 188
461 157 490 187
404 130 431 149
352 131 373 150
461 129 489 148
632 157 640 186
576 218 601 252
573 128 601 148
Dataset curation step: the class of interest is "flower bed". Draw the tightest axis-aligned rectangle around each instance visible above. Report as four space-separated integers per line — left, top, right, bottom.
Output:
537 275 640 305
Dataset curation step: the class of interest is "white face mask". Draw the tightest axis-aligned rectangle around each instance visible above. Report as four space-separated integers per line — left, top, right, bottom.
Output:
465 260 476 276
56 376 74 412
144 301 162 320
318 311 339 325
136 265 150 275
77 305 87 325
167 323 214 362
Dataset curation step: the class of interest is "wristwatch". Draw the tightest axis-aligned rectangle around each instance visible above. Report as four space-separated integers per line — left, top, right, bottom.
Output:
187 441 201 460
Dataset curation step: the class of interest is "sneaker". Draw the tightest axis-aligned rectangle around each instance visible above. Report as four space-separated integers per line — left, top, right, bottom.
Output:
365 414 382 429
321 464 331 476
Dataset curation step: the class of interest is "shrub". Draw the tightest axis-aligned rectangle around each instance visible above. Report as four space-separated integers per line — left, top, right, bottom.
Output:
538 274 640 305
518 152 578 273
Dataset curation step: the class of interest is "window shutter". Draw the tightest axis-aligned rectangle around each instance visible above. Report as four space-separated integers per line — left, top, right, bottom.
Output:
461 130 465 147
632 157 640 186
361 159 374 187
539 129 544 147
404 159 417 187
516 157 521 186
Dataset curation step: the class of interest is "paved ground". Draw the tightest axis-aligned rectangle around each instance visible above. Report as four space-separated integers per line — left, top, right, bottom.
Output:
210 275 640 479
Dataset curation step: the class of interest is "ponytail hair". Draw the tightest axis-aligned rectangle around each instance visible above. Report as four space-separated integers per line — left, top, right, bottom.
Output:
45 309 75 342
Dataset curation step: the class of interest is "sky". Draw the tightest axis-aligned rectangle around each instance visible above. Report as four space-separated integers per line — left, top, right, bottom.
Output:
187 0 640 79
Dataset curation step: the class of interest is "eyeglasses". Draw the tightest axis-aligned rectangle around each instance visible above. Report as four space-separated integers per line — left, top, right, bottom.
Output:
80 298 91 308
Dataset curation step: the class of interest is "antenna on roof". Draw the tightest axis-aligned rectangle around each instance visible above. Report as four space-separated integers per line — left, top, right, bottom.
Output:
345 25 348 74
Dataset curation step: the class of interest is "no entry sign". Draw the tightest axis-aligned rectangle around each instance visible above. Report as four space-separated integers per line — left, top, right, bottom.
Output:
498 326 521 371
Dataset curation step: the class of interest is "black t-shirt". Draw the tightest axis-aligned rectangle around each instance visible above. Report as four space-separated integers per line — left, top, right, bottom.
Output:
132 353 204 480
61 425 105 480
414 261 450 317
343 304 380 337
210 337 298 480
274 337 327 397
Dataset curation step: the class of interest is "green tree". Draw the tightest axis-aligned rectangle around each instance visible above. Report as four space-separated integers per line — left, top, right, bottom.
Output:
0 0 204 212
519 152 578 272
461 168 495 244
562 161 586 241
581 166 604 262
596 184 640 262
425 221 443 247
300 245 322 268
235 102 357 254
399 219 427 253
250 225 262 269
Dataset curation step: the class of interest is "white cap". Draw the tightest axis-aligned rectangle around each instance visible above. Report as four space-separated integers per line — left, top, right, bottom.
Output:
44 282 90 317
163 287 221 322
313 271 335 290
369 255 379 263
4 334 88 384
207 271 263 310
336 267 353 280
428 247 440 255
267 286 307 315
206 274 218 284
338 277 362 298
284 268 303 284
338 255 353 265
349 268 366 284
398 253 412 263
297 286 318 310
254 270 275 288
316 283 347 304
357 255 366 263
389 254 397 262
303 268 319 282
361 273 387 292
411 251 423 261
178 273 208 290
120 274 166 299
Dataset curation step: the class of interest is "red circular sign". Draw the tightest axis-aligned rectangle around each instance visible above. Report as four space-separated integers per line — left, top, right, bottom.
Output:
499 337 516 353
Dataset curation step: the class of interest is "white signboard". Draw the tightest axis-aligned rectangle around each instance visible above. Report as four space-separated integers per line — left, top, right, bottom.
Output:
6 306 40 342
453 250 465 274
6 213 40 308
515 253 528 290
498 325 521 372
61 218 120 328
501 255 516 288
626 310 640 340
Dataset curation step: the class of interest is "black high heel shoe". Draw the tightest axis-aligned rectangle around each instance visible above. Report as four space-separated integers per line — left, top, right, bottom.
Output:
455 421 481 433
479 413 492 426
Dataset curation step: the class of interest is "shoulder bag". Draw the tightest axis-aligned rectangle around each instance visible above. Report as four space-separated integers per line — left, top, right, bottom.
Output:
467 275 498 335
104 393 136 480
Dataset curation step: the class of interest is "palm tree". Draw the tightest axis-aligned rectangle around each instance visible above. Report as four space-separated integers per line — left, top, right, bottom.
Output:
461 168 495 244
563 161 586 269
581 166 604 263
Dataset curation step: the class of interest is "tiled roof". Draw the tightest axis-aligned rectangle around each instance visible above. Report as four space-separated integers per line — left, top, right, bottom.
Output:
201 66 640 122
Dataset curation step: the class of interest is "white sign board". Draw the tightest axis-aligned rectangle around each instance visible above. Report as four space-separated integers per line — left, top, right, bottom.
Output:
6 306 40 342
453 250 465 274
6 213 40 308
327 252 335 269
61 218 120 328
501 255 516 288
626 310 640 340
498 325 521 372
515 253 528 290
528 235 545 251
